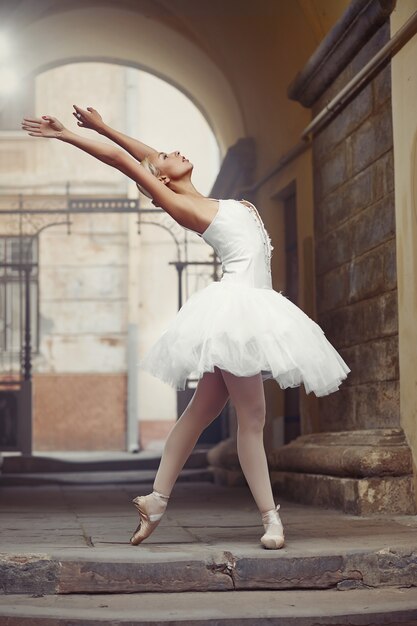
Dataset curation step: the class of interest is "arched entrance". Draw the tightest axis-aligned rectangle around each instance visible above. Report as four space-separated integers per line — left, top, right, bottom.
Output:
12 5 245 150
0 22 247 450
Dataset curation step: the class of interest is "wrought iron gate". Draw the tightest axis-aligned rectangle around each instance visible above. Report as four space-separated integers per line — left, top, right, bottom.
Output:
0 192 228 453
0 235 38 453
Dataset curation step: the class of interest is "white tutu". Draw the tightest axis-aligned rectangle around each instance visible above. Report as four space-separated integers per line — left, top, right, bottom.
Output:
138 281 351 397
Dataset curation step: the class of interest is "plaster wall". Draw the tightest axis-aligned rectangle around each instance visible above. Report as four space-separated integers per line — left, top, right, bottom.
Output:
390 0 417 484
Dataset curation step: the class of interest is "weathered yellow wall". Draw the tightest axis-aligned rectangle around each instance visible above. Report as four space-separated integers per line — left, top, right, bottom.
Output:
391 0 417 496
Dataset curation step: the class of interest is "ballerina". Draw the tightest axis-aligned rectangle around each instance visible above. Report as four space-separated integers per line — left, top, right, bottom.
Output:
21 105 351 550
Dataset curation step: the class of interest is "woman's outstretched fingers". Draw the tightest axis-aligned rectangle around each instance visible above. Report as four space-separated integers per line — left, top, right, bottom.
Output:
22 121 39 128
73 104 88 116
22 117 43 123
72 105 88 126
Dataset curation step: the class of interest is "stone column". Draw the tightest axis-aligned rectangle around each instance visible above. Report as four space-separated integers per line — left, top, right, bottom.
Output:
207 0 416 515
272 0 414 515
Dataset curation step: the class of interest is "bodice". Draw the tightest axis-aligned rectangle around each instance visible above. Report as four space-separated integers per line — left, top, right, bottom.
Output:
197 199 274 289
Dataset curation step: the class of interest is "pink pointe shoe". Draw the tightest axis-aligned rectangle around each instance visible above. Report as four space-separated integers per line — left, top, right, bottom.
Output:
130 490 170 545
260 504 285 549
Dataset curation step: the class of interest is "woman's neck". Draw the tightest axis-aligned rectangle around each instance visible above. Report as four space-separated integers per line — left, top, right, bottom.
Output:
168 179 207 199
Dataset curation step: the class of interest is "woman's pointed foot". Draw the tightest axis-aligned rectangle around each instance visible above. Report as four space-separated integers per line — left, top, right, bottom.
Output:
260 503 285 549
130 489 170 545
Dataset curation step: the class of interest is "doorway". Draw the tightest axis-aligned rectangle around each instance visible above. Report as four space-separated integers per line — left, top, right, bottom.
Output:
282 188 301 444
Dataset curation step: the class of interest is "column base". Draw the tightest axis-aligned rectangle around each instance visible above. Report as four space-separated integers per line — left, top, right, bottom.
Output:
268 428 416 515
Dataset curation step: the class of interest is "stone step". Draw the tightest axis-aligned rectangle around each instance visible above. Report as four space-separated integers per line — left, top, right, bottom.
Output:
0 587 417 625
0 467 214 487
2 482 417 597
2 541 416 595
0 447 209 474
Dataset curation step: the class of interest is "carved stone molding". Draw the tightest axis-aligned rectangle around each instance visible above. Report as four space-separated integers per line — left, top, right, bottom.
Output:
288 0 396 107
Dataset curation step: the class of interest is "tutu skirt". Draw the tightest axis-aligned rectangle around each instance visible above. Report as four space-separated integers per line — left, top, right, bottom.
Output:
138 281 351 397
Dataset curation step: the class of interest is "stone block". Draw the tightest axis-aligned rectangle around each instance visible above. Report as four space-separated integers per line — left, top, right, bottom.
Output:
317 165 373 235
355 380 400 428
58 559 232 594
336 345 358 386
317 264 349 313
315 183 345 234
317 142 348 200
362 290 398 340
315 220 353 275
234 553 353 590
351 193 395 258
345 546 417 590
348 247 384 303
341 164 374 219
373 149 394 199
355 335 399 384
317 386 356 432
0 554 59 594
319 304 364 347
349 102 393 177
278 427 408 447
268 428 412 478
314 82 373 163
271 470 416 515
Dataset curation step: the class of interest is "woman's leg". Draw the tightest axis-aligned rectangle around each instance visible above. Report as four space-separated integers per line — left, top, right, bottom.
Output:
130 367 230 542
152 366 229 496
219 369 275 514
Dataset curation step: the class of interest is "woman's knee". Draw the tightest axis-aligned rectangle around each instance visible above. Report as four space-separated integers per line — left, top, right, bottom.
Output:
237 407 266 432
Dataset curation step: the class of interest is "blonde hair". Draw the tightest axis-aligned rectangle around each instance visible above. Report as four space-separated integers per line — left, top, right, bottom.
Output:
136 155 160 201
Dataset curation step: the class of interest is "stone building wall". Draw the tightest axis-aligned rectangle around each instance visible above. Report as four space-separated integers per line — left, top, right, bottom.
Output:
313 22 399 431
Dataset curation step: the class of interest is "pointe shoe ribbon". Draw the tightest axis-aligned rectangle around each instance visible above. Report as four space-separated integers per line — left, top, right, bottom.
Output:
260 503 285 550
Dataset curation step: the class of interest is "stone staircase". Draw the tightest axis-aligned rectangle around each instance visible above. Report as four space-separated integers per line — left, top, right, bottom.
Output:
0 447 212 486
0 452 417 624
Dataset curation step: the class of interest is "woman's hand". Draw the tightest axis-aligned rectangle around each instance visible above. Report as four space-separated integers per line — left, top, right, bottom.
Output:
21 115 66 138
72 104 104 132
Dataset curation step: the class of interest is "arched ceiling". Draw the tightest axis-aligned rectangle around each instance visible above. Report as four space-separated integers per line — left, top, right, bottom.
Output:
1 0 350 170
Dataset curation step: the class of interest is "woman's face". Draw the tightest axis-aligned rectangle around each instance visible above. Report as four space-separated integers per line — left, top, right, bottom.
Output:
152 150 193 183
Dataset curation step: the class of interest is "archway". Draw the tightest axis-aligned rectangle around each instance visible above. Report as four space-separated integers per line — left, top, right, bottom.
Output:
13 5 245 152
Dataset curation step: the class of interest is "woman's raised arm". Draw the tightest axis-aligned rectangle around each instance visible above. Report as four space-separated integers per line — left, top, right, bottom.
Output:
72 104 158 162
21 114 198 230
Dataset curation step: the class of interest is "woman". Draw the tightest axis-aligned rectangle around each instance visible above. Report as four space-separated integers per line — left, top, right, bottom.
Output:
21 106 351 550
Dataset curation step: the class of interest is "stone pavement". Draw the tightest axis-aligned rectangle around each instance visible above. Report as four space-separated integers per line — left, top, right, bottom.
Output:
1 474 417 623
1 587 417 625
